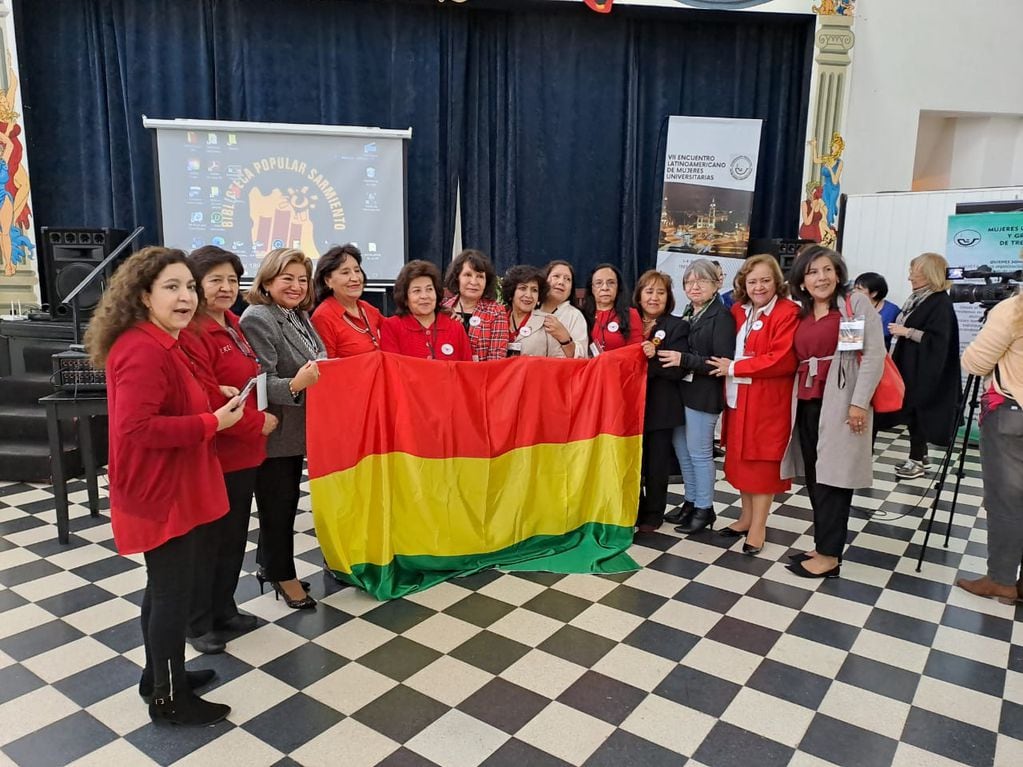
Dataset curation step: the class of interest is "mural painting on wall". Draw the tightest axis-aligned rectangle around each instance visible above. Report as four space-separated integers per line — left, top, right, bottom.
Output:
812 0 854 15
0 47 33 281
804 132 844 246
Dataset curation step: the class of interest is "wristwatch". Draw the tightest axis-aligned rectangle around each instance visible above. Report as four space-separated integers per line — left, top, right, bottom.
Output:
558 337 572 346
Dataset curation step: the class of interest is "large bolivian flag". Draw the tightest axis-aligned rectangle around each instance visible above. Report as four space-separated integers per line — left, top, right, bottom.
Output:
306 346 646 600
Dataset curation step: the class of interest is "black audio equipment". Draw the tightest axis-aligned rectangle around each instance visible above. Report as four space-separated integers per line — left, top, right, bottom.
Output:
747 238 815 274
41 228 130 321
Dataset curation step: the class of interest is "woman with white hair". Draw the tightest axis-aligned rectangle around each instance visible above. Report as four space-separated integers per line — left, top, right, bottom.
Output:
661 259 736 535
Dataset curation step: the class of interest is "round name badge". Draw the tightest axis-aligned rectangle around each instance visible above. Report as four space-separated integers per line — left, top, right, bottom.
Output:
654 330 666 341
441 343 454 356
752 320 764 331
607 321 620 333
520 326 532 337
469 315 482 327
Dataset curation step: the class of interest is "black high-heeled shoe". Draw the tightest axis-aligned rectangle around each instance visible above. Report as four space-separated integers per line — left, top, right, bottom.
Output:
742 542 762 556
787 552 843 564
717 526 748 539
270 580 316 610
256 569 309 593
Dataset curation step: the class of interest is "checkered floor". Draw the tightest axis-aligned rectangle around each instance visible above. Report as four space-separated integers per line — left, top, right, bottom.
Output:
0 429 1020 767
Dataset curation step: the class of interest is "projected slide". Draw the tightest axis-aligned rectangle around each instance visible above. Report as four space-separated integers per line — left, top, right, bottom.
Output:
145 118 411 281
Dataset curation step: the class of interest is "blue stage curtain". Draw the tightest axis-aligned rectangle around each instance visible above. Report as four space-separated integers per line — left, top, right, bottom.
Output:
14 0 810 286
459 5 814 283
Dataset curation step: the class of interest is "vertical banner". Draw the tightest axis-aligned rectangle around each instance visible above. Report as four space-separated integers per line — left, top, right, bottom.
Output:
655 116 762 312
945 211 1023 357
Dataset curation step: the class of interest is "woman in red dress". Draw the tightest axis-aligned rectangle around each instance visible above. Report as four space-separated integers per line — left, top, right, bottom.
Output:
310 243 384 358
708 254 799 555
581 263 643 354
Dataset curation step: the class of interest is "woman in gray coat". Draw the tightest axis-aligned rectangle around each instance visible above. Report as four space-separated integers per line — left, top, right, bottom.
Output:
781 245 884 579
241 248 324 609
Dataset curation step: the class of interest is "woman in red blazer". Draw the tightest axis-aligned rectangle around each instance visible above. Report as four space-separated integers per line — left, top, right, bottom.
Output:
709 254 799 555
85 247 244 726
310 243 384 358
178 246 279 654
380 260 472 361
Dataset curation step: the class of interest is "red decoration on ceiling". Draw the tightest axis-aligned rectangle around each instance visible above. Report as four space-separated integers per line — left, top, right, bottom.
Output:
584 0 614 12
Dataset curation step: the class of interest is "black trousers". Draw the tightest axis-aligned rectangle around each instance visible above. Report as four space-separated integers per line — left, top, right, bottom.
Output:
188 467 257 636
141 526 200 700
254 455 304 581
796 399 854 558
638 429 674 527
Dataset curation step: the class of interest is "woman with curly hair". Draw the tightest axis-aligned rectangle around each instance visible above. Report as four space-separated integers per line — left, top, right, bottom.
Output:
501 265 565 357
441 249 509 360
85 247 243 726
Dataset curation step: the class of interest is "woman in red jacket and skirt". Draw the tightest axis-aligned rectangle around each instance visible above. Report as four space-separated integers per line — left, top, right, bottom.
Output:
85 247 244 726
708 254 799 555
380 260 472 361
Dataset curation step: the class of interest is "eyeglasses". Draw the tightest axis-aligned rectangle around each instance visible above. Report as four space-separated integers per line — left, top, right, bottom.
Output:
684 278 714 288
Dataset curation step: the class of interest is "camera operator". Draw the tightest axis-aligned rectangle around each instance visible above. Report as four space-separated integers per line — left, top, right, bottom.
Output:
957 278 1023 604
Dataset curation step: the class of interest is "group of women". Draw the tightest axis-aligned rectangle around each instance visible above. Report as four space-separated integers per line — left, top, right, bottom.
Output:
86 237 977 726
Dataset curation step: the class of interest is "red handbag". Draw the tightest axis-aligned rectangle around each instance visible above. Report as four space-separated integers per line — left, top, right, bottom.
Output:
845 296 905 413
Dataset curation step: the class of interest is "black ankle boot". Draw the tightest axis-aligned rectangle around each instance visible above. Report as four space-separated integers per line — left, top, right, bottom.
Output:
149 693 230 726
664 501 695 525
674 507 716 535
139 669 216 703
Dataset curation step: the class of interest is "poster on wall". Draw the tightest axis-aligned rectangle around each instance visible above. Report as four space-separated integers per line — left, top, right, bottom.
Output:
945 211 1023 357
655 115 762 312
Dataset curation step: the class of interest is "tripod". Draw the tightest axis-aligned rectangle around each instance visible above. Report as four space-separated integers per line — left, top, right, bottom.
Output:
915 373 982 572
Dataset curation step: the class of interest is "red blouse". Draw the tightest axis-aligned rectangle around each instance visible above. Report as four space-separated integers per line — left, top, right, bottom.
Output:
179 313 267 473
379 313 473 361
310 298 383 358
105 322 227 555
794 309 840 400
591 307 643 351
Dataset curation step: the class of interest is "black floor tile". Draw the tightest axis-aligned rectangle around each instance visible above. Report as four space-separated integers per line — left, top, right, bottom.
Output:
362 599 437 634
705 616 781 656
583 729 685 767
352 685 448 744
0 587 27 613
886 572 953 603
674 582 742 613
376 748 441 766
187 649 255 693
0 515 47 536
747 658 832 710
598 584 668 618
693 721 794 767
54 655 143 708
631 530 681 551
556 671 645 725
900 707 997 767
837 654 921 704
92 618 144 654
863 608 939 646
0 620 85 661
0 558 61 587
261 643 349 690
800 713 899 767
3 710 117 767
508 571 566 587
841 546 902 571
816 577 884 607
622 621 700 662
1000 700 1023 740
72 555 141 583
458 678 550 735
450 631 530 676
646 552 708 580
452 569 504 590
0 663 45 705
444 593 516 628
240 693 344 754
126 718 233 766
358 637 442 682
538 626 616 669
482 738 572 767
939 604 1014 642
522 590 591 623
36 584 115 618
654 665 741 718
715 549 775 577
922 649 1005 698
274 602 353 639
787 612 862 651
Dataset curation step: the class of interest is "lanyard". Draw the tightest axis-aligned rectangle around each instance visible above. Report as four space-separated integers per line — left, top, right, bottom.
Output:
510 311 531 335
224 323 258 361
422 321 440 359
599 310 618 348
341 304 379 347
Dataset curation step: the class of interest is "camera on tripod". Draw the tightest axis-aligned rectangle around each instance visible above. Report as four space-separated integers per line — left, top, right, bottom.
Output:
947 265 1022 305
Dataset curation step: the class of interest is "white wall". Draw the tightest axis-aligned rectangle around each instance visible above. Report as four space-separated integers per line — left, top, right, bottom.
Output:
843 0 1023 196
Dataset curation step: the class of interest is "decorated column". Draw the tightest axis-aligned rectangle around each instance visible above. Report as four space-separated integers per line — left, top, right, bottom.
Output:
800 3 855 245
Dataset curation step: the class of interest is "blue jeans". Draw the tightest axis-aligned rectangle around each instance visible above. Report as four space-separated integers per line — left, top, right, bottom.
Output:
672 407 720 509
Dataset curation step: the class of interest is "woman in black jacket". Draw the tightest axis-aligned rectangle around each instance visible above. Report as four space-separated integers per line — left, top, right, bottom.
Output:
884 252 961 480
659 259 736 534
635 270 689 533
